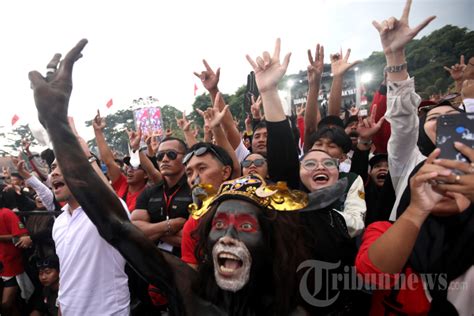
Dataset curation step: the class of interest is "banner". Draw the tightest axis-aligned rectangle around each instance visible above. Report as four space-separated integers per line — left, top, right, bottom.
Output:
133 107 164 136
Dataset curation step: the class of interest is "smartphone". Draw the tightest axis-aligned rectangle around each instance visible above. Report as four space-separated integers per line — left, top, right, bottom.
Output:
12 236 20 245
436 113 474 169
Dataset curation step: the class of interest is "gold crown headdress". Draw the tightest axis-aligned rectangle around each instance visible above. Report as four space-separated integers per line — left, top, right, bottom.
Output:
188 174 308 220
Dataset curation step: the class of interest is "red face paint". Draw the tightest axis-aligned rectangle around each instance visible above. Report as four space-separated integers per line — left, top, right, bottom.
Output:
212 212 259 233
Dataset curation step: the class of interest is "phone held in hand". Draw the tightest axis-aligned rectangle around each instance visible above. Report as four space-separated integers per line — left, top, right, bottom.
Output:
11 236 20 245
436 113 474 173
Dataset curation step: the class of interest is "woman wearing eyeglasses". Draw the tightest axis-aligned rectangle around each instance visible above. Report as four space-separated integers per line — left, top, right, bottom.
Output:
241 153 268 179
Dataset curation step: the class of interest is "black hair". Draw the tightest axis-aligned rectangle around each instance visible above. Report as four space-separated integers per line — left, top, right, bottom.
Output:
309 126 352 154
317 115 344 129
344 115 359 128
253 121 267 133
160 136 188 153
186 142 234 180
300 148 331 161
10 173 23 180
40 149 55 168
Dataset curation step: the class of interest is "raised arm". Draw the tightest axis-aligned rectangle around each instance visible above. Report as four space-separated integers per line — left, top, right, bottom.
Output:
304 44 324 152
92 110 122 184
28 40 188 314
373 0 436 197
194 60 241 149
128 129 162 184
443 55 466 93
246 39 300 188
328 48 360 116
198 93 241 179
176 111 198 147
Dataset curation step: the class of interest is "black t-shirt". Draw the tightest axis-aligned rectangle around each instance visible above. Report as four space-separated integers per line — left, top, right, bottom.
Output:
42 286 59 316
135 175 192 224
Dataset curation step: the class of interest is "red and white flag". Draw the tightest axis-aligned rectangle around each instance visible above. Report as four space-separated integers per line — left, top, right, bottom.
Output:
11 114 19 126
106 98 113 108
194 83 198 96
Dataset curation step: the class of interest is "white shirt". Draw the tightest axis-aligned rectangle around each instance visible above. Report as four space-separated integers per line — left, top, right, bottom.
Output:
53 203 130 316
385 77 425 220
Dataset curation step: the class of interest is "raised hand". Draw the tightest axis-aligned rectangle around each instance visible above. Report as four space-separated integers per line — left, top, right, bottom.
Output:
197 93 230 129
21 139 31 152
461 79 474 99
246 38 291 93
93 109 106 131
349 106 360 117
176 111 192 132
407 149 447 215
12 157 31 180
192 126 200 138
250 95 262 119
194 60 220 93
372 0 435 55
330 48 360 77
145 131 161 156
444 55 466 82
127 129 142 151
307 44 324 84
434 141 474 202
29 39 88 129
296 104 306 118
357 106 385 139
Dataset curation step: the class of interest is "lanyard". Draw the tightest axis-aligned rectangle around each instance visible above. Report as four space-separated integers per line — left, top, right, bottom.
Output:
163 186 181 220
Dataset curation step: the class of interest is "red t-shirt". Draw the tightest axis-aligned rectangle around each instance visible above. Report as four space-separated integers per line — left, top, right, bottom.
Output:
355 221 431 315
112 173 145 212
181 217 199 265
0 208 29 277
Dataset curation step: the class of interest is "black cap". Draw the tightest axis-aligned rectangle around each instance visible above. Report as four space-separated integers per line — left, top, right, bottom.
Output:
369 153 388 168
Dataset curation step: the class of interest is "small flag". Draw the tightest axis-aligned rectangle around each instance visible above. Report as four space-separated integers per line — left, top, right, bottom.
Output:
194 83 198 96
106 98 113 108
11 114 19 126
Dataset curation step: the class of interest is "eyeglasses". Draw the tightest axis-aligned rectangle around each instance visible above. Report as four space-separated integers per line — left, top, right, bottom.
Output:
301 158 338 171
241 158 266 168
183 146 224 165
156 150 184 162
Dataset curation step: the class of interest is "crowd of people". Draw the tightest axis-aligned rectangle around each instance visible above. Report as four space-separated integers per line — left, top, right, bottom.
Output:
0 0 473 315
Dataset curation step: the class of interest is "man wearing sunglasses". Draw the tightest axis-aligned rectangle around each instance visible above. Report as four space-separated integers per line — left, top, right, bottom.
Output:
131 137 192 257
181 142 234 269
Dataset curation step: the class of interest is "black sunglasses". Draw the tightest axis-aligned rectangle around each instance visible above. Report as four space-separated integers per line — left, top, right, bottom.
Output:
156 150 184 162
183 146 224 165
241 158 266 168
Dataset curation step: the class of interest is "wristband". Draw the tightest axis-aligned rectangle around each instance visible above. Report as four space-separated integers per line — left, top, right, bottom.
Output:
88 156 97 164
384 62 407 73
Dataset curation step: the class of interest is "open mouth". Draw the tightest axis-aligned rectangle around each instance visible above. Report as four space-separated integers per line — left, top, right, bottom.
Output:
52 179 65 191
376 172 387 180
217 252 243 275
312 173 329 183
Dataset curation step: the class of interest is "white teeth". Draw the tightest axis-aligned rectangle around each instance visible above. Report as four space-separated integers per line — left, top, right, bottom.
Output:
219 253 240 260
313 174 329 181
220 266 236 273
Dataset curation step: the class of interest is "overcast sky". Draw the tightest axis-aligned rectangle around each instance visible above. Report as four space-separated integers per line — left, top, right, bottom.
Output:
0 0 472 148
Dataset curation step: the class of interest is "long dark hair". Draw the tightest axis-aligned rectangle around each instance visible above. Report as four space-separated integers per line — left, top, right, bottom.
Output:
193 202 308 315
